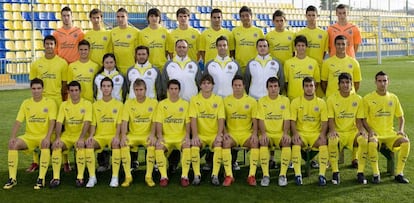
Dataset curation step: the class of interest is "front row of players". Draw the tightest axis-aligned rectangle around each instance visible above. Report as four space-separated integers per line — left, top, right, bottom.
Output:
4 71 409 189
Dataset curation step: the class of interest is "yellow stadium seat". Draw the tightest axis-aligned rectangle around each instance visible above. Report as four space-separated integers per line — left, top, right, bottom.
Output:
12 3 21 11
6 52 16 60
35 4 45 12
4 12 13 20
14 31 24 40
35 40 43 49
13 12 23 20
81 21 91 29
5 41 15 50
13 21 23 30
34 31 43 39
4 31 13 40
49 21 57 29
24 40 33 50
16 51 26 59
4 21 13 30
23 21 32 30
15 41 26 51
23 30 32 39
3 3 12 11
36 51 44 58
20 3 30 12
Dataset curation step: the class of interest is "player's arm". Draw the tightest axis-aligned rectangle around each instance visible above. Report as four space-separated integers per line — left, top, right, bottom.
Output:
61 81 68 101
76 120 91 148
8 121 21 146
355 118 367 138
184 122 191 145
321 80 327 94
147 122 157 146
354 81 360 92
217 118 225 137
290 120 301 144
120 120 129 147
258 119 268 145
41 119 56 148
327 118 338 138
155 122 164 144
361 118 376 138
190 117 201 146
319 121 328 140
397 116 406 136
55 121 63 141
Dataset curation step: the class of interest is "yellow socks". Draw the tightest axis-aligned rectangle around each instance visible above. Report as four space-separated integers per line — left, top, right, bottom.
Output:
279 147 291 176
39 149 50 180
396 142 410 175
51 149 62 180
181 148 191 178
76 148 86 180
292 145 302 176
328 137 339 173
111 148 121 177
191 147 200 177
318 145 328 176
120 147 132 178
368 142 379 175
222 148 233 177
249 148 259 177
85 148 96 178
260 146 269 177
8 150 18 180
212 147 222 176
155 149 167 178
146 146 156 178
356 136 368 173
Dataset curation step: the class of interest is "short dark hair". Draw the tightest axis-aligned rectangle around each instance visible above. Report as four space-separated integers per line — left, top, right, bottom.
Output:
294 35 308 46
135 45 150 56
89 8 102 18
200 74 215 85
266 77 280 88
334 35 347 44
117 7 128 14
211 8 222 17
176 7 190 17
302 77 315 87
101 77 113 88
43 35 56 45
61 6 71 14
239 6 252 16
147 8 161 23
133 78 147 89
30 78 43 88
168 79 181 90
306 5 318 14
68 80 81 91
375 71 387 80
216 35 228 46
78 39 90 48
175 39 188 47
336 4 347 11
338 72 352 84
232 75 244 85
272 10 286 20
256 38 268 47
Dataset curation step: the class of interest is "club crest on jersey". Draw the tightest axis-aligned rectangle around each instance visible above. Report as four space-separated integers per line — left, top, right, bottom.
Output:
244 104 250 109
103 36 108 41
162 35 166 39
189 64 193 69
388 101 393 106
115 78 120 82
318 34 322 39
348 64 352 68
228 65 232 70
113 108 118 114
147 71 152 76
43 108 48 113
314 106 319 112
127 34 131 39
281 105 285 110
89 68 94 73
308 65 313 70
348 30 353 35
179 107 184 112
80 108 85 114
288 36 292 40
213 103 218 108
148 107 153 112
254 33 258 37
192 35 195 39
271 61 275 66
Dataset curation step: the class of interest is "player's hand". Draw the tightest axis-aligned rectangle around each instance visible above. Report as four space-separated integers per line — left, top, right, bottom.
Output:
53 138 62 149
147 135 157 146
86 136 94 146
250 135 259 146
368 130 376 138
76 139 85 148
328 131 339 138
8 137 18 147
259 134 269 146
41 138 50 149
120 136 128 147
191 136 200 147
292 133 301 145
397 130 406 137
281 134 291 145
357 131 368 139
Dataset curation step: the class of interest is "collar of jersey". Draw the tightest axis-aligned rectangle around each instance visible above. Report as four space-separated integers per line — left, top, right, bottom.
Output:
173 55 192 68
103 69 120 78
255 54 272 67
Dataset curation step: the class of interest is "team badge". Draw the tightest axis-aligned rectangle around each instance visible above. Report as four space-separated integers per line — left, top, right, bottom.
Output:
244 104 250 109
314 106 319 112
213 103 218 108
352 102 357 107
73 34 78 38
89 68 94 73
115 78 120 82
281 105 285 110
271 61 275 66
318 34 322 39
80 108 85 114
113 108 118 114
192 35 195 39
348 30 353 35
103 36 107 41
254 33 258 37
288 36 292 40
147 71 152 76
189 64 193 69
348 64 352 68
388 101 393 106
148 107 153 112
43 108 48 113
162 35 166 39
308 65 313 70
179 107 184 112
127 34 131 39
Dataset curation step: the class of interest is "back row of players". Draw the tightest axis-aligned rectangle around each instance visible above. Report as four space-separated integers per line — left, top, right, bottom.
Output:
3 4 409 189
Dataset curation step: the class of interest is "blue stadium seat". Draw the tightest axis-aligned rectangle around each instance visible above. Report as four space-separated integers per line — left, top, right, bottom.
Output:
161 13 168 21
39 12 48 20
232 13 239 21
47 12 57 21
190 13 197 20
22 12 31 20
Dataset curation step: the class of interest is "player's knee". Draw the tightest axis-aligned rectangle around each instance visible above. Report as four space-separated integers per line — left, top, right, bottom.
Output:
368 137 378 143
182 142 191 149
155 142 164 150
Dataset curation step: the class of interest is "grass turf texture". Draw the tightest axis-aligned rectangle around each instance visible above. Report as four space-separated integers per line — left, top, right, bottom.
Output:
0 56 413 202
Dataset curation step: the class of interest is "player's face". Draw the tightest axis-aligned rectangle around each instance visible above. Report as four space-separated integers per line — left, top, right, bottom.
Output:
335 39 347 55
303 81 315 96
168 84 180 99
148 14 160 25
273 16 285 30
306 11 317 25
103 56 116 71
175 41 188 57
177 13 189 25
44 39 55 54
240 11 252 26
375 75 389 92
78 45 90 59
31 83 43 99
211 12 222 27
135 49 148 64
232 79 244 95
101 81 113 96
134 85 146 100
68 86 81 101
200 80 213 93
116 11 128 26
257 40 269 56
295 42 307 55
217 40 228 56
267 82 280 97
90 13 102 26
339 79 352 94
336 8 347 21
61 11 72 26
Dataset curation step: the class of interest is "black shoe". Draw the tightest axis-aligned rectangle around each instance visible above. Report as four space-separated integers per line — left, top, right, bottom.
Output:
351 159 358 169
49 179 60 188
357 173 367 184
75 179 84 187
332 172 340 185
269 160 276 169
34 178 44 190
318 175 327 186
395 175 409 184
372 175 381 184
